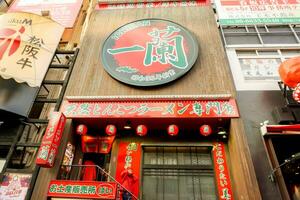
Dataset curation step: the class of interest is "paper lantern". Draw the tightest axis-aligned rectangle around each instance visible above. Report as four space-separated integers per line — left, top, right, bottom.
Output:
76 124 88 135
136 125 147 136
105 124 117 136
200 125 212 136
167 124 179 136
278 56 300 88
293 83 300 103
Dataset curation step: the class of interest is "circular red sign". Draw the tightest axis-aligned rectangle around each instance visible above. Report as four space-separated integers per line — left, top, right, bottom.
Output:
136 125 147 136
167 124 179 136
102 19 198 86
199 125 212 136
105 124 117 136
76 124 88 135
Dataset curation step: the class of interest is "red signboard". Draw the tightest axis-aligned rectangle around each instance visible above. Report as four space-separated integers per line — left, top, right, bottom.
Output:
81 135 115 154
212 142 234 200
36 112 66 168
60 98 239 119
265 124 300 133
47 180 117 199
115 142 141 198
102 19 198 87
96 0 208 10
8 0 83 28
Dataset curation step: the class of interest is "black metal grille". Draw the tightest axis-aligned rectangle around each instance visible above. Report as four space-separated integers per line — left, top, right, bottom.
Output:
142 146 217 200
0 49 79 200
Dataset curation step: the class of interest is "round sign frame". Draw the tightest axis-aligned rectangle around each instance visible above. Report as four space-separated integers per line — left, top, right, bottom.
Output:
101 18 199 87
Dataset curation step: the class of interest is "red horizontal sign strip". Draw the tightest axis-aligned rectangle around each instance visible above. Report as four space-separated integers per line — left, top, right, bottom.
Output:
96 0 208 10
266 124 300 133
47 180 117 199
60 99 239 118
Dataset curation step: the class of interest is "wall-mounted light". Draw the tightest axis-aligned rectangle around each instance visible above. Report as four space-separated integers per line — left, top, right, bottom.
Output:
123 121 132 130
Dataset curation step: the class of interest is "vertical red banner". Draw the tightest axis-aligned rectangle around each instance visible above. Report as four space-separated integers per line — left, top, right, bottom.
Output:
212 142 234 200
115 142 141 198
36 112 66 168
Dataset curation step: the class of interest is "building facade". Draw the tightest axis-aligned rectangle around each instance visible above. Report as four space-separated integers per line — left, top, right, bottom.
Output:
3 0 300 200
31 2 261 200
215 0 300 199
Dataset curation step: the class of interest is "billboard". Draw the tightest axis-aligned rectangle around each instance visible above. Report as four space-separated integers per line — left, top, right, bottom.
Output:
215 0 300 25
8 0 83 28
0 173 32 200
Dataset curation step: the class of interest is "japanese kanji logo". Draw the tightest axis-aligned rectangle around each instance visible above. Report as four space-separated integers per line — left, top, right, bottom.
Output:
102 19 198 86
0 26 25 61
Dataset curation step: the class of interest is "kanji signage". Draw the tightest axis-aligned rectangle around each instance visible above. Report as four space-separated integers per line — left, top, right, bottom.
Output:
215 0 300 25
61 98 239 118
36 112 66 168
115 142 141 198
212 142 234 200
47 180 117 199
96 0 208 10
0 12 64 87
8 0 83 28
102 19 198 86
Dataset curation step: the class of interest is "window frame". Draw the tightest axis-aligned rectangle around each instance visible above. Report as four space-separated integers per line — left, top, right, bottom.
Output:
226 47 300 91
140 145 219 200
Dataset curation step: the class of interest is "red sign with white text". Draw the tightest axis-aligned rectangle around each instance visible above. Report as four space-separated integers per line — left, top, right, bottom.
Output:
8 0 83 28
61 99 239 119
36 112 66 168
212 142 234 200
47 180 117 199
115 142 141 198
96 0 208 10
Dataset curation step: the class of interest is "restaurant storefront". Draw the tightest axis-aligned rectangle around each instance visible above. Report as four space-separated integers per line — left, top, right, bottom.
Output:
41 95 237 200
30 1 261 199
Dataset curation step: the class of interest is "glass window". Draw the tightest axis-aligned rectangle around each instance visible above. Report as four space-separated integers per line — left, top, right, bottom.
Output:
221 24 300 46
142 146 217 200
238 58 281 81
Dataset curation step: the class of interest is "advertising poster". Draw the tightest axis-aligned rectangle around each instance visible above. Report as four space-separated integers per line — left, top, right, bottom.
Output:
215 0 300 25
0 173 32 200
8 0 83 28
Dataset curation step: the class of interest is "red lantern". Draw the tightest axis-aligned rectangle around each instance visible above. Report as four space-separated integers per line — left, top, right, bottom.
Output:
293 83 300 103
136 125 147 136
105 124 117 136
76 124 88 135
167 124 179 136
200 125 212 136
278 56 300 88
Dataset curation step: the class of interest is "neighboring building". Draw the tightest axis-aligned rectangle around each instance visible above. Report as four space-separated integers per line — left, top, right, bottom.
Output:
0 1 86 200
4 0 300 200
31 1 261 200
214 0 300 199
